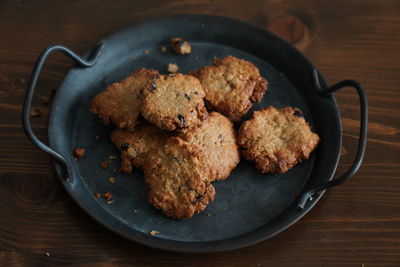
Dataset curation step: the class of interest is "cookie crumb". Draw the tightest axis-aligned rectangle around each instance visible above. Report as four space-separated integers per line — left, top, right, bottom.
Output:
95 135 100 140
143 50 149 55
41 96 51 105
167 63 179 73
29 108 41 117
207 213 212 216
170 37 192 54
160 46 167 52
73 148 85 158
45 253 50 257
132 209 139 213
102 192 113 200
100 161 109 168
108 155 116 160
149 230 160 235
106 200 115 204
95 193 101 198
108 177 116 184
49 88 57 97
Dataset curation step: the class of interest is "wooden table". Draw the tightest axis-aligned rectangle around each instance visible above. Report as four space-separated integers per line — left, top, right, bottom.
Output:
1 0 399 266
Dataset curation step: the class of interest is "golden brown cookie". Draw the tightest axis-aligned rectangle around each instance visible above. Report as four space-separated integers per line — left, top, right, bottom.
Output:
90 68 159 130
238 106 320 174
143 137 215 219
192 56 268 122
111 122 170 173
141 73 208 131
178 112 240 181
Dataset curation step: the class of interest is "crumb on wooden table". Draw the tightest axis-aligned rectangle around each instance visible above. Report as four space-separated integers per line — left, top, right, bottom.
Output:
29 108 41 117
143 50 149 55
170 37 192 54
108 177 116 184
100 161 109 168
167 63 179 73
132 209 139 213
106 200 115 204
108 155 116 160
149 230 160 235
160 46 167 52
45 252 50 257
41 95 51 105
49 88 57 97
207 213 212 216
73 148 85 158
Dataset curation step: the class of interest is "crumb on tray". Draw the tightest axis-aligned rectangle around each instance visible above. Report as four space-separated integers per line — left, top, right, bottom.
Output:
149 230 160 235
73 148 85 158
170 37 192 54
100 161 109 168
167 63 179 73
102 192 113 200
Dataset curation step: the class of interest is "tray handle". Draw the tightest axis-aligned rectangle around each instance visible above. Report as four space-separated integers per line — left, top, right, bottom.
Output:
298 69 368 208
22 44 104 179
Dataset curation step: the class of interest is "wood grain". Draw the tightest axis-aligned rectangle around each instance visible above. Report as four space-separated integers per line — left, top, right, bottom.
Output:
0 0 399 266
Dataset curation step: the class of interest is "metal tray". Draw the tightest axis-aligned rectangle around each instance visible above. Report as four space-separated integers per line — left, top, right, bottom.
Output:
22 14 367 252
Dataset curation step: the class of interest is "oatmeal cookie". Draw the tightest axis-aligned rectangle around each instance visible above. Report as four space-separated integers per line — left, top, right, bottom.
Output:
111 122 170 173
238 106 320 174
178 112 240 181
141 73 207 131
143 137 215 219
192 56 268 122
90 68 158 129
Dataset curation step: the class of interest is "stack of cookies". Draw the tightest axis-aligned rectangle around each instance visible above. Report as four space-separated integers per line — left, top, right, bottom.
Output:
90 55 319 219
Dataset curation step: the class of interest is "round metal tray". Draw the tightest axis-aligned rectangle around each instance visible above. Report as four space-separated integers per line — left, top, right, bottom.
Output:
22 14 367 252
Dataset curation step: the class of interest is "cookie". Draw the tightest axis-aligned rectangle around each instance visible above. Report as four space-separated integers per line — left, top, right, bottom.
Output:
90 68 159 130
111 122 170 173
143 137 215 219
141 73 208 131
192 56 268 122
238 106 320 174
178 112 240 181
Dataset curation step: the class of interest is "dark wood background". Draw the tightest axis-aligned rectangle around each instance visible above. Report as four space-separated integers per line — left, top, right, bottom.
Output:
1 0 399 266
